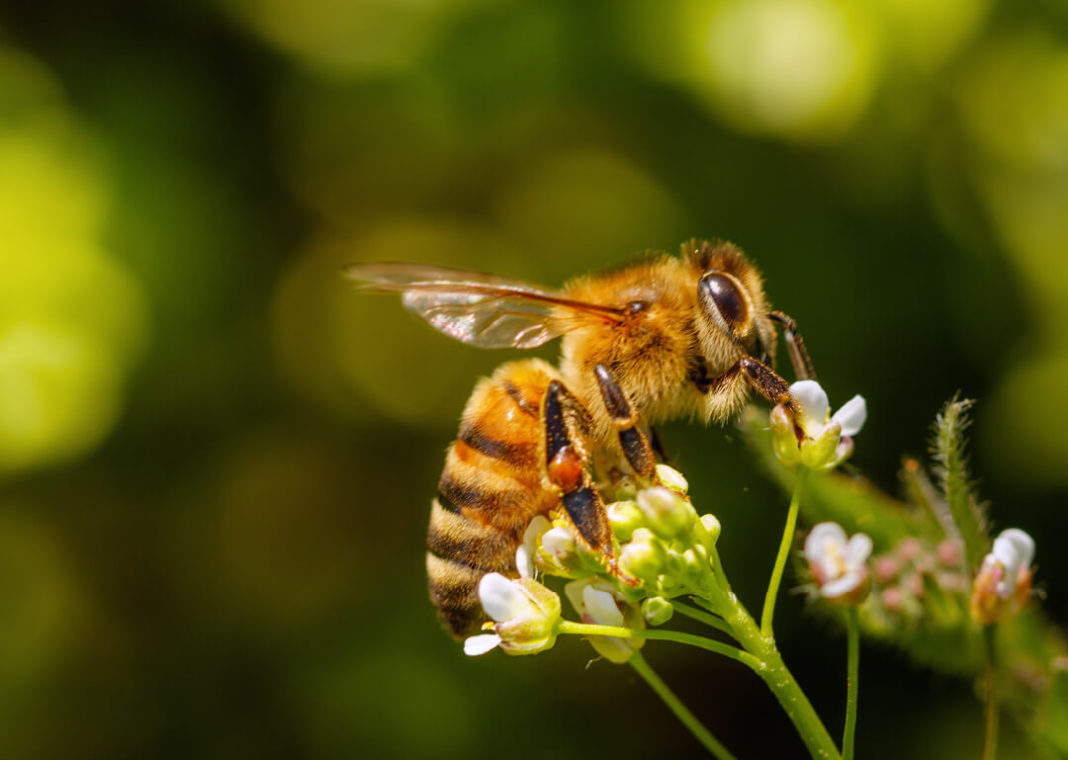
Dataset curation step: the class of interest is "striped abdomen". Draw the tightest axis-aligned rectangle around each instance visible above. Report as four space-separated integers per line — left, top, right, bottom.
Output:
426 359 561 638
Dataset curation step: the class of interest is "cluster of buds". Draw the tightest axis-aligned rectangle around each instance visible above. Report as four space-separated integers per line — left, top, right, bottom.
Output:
803 522 873 606
970 528 1035 626
865 537 968 626
467 464 727 660
771 380 866 470
614 466 723 601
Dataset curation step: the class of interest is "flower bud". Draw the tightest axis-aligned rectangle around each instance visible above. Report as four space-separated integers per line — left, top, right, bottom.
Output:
607 500 644 543
619 528 664 582
699 513 721 547
637 486 696 539
655 464 689 494
641 596 674 625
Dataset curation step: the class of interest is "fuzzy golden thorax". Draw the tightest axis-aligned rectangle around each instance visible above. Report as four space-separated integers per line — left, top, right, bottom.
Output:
559 240 778 446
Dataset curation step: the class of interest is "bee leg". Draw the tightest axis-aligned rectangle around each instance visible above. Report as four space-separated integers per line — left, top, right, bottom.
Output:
594 364 656 479
543 380 615 559
768 311 816 381
649 426 671 465
738 356 805 441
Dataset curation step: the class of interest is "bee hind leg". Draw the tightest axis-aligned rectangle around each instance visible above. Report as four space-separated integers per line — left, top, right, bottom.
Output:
543 380 624 575
594 364 656 479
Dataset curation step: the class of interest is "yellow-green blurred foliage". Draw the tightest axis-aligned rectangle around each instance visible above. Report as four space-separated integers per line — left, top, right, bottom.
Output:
1 0 1067 757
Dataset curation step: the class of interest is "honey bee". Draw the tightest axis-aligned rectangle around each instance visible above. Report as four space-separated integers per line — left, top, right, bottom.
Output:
346 239 813 638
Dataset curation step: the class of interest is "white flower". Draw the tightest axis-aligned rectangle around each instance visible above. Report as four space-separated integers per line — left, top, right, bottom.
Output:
564 578 645 663
463 573 560 656
804 522 873 605
791 380 867 440
971 528 1035 625
515 515 551 579
771 380 867 470
989 529 1035 599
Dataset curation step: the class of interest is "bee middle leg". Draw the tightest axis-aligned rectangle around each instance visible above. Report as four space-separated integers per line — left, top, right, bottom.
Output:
543 380 615 560
593 364 656 479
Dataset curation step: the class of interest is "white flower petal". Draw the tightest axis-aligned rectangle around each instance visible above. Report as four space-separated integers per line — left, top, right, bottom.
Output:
845 533 873 565
542 526 574 557
516 516 551 578
790 380 830 433
804 522 847 561
998 528 1035 571
583 586 625 627
514 546 533 580
991 535 1021 571
821 573 862 599
831 395 867 437
564 579 590 617
463 633 502 656
478 573 529 622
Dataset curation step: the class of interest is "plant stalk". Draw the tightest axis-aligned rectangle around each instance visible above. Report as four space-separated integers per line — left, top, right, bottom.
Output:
629 652 738 760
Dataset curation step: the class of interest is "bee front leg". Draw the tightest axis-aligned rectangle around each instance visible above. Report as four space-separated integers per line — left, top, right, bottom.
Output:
737 356 805 440
594 364 656 479
543 380 616 560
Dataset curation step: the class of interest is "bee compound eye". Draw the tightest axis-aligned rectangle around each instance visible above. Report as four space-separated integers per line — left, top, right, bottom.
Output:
699 273 748 330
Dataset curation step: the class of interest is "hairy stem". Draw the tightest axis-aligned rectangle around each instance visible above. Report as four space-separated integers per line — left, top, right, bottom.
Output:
629 652 738 760
843 608 860 760
762 466 809 636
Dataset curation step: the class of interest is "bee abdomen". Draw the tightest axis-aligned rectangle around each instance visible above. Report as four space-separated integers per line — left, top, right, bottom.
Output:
426 497 519 638
426 359 558 638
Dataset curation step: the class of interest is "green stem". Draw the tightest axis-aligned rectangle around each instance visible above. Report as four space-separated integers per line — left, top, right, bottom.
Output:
629 652 738 760
556 620 761 670
673 600 737 639
982 625 999 760
722 601 842 759
843 608 860 760
762 466 809 637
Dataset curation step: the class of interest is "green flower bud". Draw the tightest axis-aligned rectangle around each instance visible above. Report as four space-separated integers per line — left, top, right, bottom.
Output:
620 528 664 582
607 500 644 543
641 596 675 625
637 486 696 540
699 514 721 546
654 464 688 494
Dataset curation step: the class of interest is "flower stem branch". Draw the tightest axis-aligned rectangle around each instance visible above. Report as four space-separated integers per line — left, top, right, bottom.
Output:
982 624 999 760
556 620 761 670
843 608 860 760
762 466 809 636
629 652 738 760
673 600 738 639
721 603 842 760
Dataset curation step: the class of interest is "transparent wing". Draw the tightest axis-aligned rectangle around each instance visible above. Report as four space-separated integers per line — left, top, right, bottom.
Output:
344 262 624 349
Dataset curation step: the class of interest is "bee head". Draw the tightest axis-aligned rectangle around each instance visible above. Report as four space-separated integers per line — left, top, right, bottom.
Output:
686 239 776 369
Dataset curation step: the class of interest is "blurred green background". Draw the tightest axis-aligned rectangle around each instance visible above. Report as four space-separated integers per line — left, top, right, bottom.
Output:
1 0 1067 757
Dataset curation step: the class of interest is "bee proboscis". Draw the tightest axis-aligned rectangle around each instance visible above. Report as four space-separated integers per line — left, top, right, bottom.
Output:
347 239 813 637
